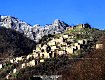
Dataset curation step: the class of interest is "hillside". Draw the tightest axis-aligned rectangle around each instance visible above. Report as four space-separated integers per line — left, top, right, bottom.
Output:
1 24 104 80
59 35 105 80
12 34 105 80
0 27 36 57
0 19 105 80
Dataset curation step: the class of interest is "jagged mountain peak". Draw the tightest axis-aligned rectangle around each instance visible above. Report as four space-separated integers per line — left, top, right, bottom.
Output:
0 15 32 26
53 19 61 25
0 15 17 19
52 19 69 29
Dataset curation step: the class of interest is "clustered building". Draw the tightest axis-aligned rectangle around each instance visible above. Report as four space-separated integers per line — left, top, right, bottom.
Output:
0 24 103 79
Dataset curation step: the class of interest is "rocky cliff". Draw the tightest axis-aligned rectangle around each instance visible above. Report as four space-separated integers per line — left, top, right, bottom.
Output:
0 15 69 42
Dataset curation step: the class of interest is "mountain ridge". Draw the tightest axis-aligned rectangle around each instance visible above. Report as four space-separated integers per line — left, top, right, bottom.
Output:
0 15 69 42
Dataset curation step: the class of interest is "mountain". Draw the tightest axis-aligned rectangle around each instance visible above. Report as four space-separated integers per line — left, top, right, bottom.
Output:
0 15 105 80
3 24 104 80
0 15 69 42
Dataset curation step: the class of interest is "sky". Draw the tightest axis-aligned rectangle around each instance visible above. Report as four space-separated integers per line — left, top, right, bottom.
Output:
0 0 105 29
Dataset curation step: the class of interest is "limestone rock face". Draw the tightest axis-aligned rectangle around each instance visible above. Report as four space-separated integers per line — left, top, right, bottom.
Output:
0 15 34 40
0 16 69 42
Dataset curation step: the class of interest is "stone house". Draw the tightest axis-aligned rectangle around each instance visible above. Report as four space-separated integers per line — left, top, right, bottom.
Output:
63 35 69 39
59 36 63 40
41 51 50 59
96 44 103 49
61 46 66 51
10 59 14 63
67 39 75 43
40 52 44 58
61 42 67 46
76 24 85 29
32 53 38 59
36 47 41 52
10 58 16 63
74 43 79 46
27 54 33 60
83 39 88 44
66 47 74 54
13 68 17 73
68 35 74 38
60 41 64 45
74 43 81 50
32 50 36 54
76 45 81 50
55 38 63 43
21 63 26 68
58 50 65 55
42 44 47 50
27 60 35 67
15 57 23 62
78 40 84 44
51 46 57 51
0 63 3 69
48 41 56 46
71 46 77 50
6 73 11 79
40 59 44 63
66 26 74 31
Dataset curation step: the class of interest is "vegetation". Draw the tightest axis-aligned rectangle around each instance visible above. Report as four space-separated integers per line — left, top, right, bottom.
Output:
0 27 36 57
38 34 54 45
58 35 105 80
0 23 105 80
12 26 105 80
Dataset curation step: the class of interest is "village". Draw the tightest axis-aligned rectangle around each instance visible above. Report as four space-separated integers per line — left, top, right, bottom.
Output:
0 24 103 79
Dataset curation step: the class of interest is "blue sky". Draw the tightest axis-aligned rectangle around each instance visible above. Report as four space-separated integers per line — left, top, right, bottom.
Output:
0 0 105 29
